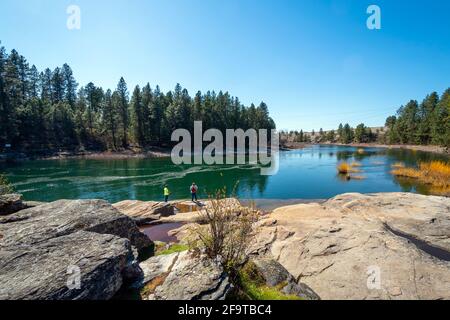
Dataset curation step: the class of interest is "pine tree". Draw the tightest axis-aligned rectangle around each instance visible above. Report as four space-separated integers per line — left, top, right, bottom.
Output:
102 89 119 149
385 116 398 144
341 124 353 144
2 49 22 144
193 91 203 122
28 65 40 98
40 68 53 103
354 123 368 143
51 67 65 104
431 89 450 147
130 85 145 146
417 92 438 145
116 77 129 147
0 43 278 153
0 44 8 146
337 123 344 142
140 83 153 145
150 85 164 144
62 64 77 109
84 82 104 137
395 100 419 144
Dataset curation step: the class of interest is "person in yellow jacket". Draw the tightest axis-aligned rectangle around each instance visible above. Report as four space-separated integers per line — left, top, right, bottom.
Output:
163 185 170 202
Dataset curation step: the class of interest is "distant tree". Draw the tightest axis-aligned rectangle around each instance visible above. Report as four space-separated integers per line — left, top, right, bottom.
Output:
326 130 335 142
40 68 53 103
102 89 119 149
140 83 153 144
130 85 145 146
150 85 164 144
385 116 398 144
341 124 354 144
62 64 77 109
51 67 65 104
354 123 369 143
84 82 104 137
28 65 40 98
116 77 129 147
337 123 344 142
431 89 450 147
0 43 278 153
417 92 438 145
395 100 419 144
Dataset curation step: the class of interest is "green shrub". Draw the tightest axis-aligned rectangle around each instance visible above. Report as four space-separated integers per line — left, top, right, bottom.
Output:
0 174 14 195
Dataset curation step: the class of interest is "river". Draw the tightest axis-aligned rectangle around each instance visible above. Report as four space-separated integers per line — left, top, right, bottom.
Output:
1 145 448 203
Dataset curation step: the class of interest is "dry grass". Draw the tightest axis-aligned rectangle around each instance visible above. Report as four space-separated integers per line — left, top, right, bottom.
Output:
350 161 362 167
391 162 405 169
337 162 361 174
391 161 450 193
350 175 366 180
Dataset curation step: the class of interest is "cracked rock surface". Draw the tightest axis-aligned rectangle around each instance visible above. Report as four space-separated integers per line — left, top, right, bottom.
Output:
251 193 450 300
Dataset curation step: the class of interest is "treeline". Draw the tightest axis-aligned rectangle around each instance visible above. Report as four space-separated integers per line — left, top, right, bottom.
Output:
383 90 449 147
0 43 275 153
281 123 378 144
283 89 449 148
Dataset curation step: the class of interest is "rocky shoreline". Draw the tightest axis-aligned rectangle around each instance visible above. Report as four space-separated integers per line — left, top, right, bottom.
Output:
1 192 449 300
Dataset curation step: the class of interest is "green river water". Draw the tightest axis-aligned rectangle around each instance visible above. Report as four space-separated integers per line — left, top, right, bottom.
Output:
1 145 448 204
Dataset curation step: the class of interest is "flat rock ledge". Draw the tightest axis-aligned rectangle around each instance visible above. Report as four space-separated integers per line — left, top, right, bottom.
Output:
251 192 450 300
0 199 153 300
113 198 243 226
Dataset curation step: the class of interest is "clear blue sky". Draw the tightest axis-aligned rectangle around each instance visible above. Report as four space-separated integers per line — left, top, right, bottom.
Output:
1 0 449 131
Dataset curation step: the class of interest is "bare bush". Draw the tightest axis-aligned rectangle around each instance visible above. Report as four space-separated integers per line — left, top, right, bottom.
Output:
191 188 258 274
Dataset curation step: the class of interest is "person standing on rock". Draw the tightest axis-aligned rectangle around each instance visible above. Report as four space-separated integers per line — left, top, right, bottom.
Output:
163 185 170 202
190 182 198 202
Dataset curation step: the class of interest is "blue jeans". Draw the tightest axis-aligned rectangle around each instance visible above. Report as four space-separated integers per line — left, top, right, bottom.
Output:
191 193 197 201
164 195 169 202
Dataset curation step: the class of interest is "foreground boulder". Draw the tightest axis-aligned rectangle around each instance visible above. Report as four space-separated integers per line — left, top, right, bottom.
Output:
139 251 231 300
0 231 139 300
0 194 28 215
252 193 450 300
0 199 152 253
0 199 153 300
